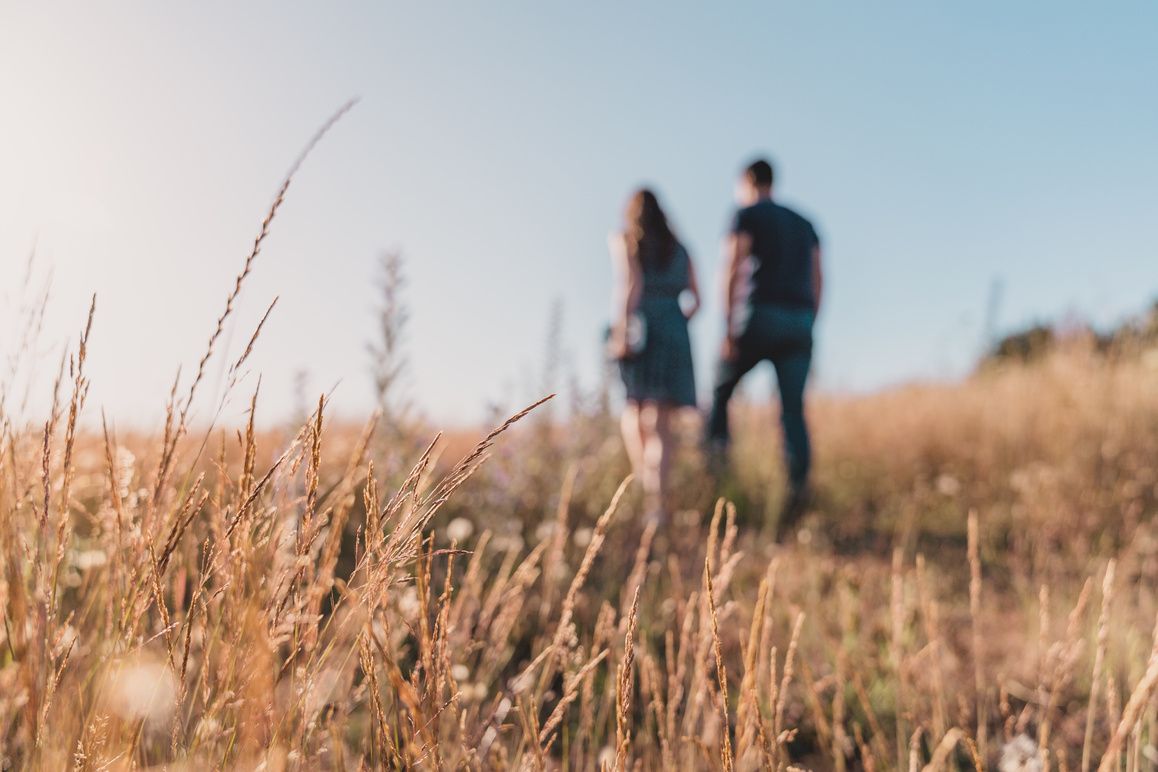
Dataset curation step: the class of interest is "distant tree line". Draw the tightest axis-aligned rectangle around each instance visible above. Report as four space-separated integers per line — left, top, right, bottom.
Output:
985 299 1158 364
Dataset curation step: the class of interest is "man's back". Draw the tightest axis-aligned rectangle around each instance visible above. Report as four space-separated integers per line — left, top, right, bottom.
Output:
733 200 818 311
711 158 822 535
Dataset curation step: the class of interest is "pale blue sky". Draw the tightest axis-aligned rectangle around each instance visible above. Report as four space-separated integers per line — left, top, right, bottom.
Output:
1 3 1155 426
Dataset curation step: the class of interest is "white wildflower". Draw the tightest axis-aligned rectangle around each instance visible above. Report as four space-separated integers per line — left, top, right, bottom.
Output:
534 520 555 542
113 447 135 499
73 550 108 570
573 527 593 548
936 473 961 497
999 734 1042 772
446 517 474 544
397 586 421 622
104 659 177 728
492 534 524 554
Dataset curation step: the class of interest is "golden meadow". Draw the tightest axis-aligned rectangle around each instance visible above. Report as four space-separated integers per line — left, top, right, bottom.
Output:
3 115 1158 771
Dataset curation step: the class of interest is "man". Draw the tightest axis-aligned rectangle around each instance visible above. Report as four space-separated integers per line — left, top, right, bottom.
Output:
707 158 823 532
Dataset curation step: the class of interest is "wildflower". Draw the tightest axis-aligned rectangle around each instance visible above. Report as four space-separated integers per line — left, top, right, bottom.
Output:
72 549 108 570
999 734 1042 772
113 447 135 499
492 534 525 553
573 527 593 548
397 585 421 622
104 659 177 729
534 520 555 542
936 473 961 497
446 517 474 544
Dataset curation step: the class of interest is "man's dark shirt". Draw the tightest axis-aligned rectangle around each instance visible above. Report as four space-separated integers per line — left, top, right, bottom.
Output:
731 199 819 311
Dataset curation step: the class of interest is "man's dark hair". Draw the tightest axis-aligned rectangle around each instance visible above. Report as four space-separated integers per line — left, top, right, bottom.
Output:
745 159 775 187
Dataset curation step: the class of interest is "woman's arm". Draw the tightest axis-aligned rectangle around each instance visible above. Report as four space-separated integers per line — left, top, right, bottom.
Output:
608 232 642 356
609 232 642 320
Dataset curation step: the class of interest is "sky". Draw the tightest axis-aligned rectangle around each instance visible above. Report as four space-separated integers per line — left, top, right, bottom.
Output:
1 3 1156 429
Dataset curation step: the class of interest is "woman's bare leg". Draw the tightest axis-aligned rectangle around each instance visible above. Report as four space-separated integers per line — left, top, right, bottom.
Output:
638 401 670 517
621 400 645 479
654 404 673 509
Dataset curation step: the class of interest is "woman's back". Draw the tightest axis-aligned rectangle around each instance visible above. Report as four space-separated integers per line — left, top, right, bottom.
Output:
613 187 701 522
620 240 696 408
639 244 690 302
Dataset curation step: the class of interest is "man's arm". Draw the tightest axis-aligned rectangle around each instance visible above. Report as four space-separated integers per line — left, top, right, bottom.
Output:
684 253 701 319
811 243 823 313
721 231 751 360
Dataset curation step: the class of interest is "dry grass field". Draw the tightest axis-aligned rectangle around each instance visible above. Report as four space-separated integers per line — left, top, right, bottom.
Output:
4 296 1158 772
4 123 1158 771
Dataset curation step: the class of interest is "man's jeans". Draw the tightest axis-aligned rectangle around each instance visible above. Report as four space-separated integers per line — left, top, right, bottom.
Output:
707 304 814 490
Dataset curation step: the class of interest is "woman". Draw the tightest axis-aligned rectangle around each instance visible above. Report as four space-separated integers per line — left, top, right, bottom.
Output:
609 189 701 522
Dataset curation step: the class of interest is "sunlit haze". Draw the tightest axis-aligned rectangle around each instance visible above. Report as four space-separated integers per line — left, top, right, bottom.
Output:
2 3 1155 428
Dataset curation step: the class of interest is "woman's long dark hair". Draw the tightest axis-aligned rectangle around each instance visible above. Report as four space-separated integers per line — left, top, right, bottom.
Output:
625 189 677 270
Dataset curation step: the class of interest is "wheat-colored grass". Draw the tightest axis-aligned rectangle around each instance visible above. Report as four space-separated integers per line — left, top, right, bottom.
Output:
5 115 1158 769
5 324 1158 771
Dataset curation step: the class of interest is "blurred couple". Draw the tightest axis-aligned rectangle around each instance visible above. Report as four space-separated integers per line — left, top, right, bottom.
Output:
608 158 823 535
